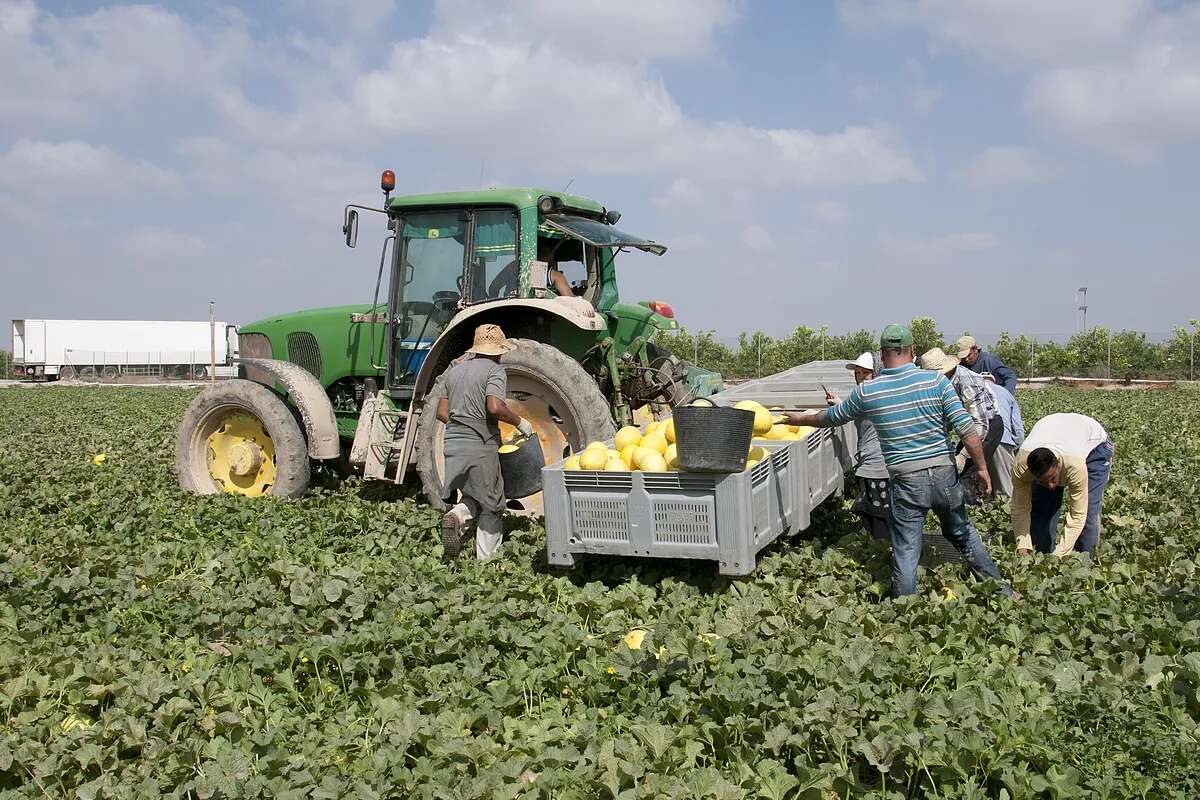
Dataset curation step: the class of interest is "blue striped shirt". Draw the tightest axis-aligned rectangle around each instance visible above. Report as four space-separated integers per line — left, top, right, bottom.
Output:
824 362 976 473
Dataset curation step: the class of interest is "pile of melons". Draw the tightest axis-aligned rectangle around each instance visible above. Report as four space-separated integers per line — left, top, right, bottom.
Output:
560 398 815 473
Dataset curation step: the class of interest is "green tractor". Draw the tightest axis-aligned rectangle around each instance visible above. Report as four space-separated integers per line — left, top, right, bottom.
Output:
175 172 722 511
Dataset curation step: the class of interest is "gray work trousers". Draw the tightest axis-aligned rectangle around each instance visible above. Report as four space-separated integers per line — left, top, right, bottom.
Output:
448 500 504 560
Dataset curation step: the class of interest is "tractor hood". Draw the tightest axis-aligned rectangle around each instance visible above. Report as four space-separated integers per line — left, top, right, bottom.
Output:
542 214 667 256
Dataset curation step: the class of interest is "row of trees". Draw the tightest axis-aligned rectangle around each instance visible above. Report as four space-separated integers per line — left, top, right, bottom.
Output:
658 318 1200 381
0 350 13 380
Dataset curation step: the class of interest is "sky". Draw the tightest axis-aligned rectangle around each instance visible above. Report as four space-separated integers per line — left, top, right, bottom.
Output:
2 0 1199 347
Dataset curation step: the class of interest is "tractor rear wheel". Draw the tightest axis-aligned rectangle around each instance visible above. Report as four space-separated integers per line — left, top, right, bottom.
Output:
415 338 615 515
175 379 310 498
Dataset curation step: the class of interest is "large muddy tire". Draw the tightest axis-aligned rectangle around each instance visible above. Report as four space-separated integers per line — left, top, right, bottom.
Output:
176 378 310 498
415 338 615 514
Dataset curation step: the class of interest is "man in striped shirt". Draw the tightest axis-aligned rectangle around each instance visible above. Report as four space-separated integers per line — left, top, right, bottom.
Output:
783 324 1013 598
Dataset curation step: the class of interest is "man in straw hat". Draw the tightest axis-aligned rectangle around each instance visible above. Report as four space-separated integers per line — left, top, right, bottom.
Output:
919 346 1004 501
436 324 533 560
781 324 1014 599
825 352 890 541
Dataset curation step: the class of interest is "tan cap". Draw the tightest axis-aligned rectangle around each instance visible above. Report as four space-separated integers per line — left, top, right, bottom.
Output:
954 335 977 359
920 347 959 373
466 323 515 357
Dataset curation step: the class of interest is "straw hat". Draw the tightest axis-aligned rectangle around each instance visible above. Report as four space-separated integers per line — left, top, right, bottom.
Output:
466 323 515 357
920 347 959 373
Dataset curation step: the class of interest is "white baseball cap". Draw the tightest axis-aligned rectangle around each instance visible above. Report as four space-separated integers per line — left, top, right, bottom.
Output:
845 352 876 371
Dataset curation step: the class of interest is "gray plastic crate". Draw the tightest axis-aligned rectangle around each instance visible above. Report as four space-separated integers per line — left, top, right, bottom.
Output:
543 424 857 576
543 441 793 576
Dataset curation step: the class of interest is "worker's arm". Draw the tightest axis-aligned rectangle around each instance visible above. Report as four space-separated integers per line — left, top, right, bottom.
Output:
1009 399 1026 447
1011 456 1034 552
1050 456 1090 556
436 397 449 424
782 384 867 429
485 367 533 436
548 269 574 297
993 361 1019 394
960 432 991 496
486 395 524 428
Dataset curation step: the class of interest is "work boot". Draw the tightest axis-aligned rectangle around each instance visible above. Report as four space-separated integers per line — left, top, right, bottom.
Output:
441 504 470 559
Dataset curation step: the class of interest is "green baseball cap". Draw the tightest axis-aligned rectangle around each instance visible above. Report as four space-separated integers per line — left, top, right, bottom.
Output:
880 323 913 348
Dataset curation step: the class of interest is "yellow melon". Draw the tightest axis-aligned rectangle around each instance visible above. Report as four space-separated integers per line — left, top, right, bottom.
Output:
604 457 627 472
664 443 679 468
614 426 642 451
563 456 581 471
735 400 774 435
663 418 676 443
641 433 668 455
620 444 638 467
691 398 713 407
579 448 609 470
748 445 767 462
639 452 668 472
497 444 519 454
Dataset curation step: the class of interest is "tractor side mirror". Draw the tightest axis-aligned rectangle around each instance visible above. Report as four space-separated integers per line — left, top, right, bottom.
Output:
343 209 359 248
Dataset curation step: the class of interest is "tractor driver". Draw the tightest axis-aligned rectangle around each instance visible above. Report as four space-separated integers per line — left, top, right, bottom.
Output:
487 237 587 300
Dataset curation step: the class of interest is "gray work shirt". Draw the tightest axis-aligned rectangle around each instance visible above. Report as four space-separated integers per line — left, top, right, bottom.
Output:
442 357 507 445
853 418 889 480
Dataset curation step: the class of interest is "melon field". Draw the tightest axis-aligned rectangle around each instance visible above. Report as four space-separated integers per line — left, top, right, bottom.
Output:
1 385 1198 798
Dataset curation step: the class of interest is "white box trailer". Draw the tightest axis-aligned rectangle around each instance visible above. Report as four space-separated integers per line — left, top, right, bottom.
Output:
11 319 238 381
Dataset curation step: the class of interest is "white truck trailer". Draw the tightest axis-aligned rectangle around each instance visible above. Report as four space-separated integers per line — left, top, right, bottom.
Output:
11 319 238 381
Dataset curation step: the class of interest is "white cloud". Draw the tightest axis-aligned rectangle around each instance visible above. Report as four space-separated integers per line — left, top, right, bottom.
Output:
653 177 704 209
840 0 1200 160
0 3 250 124
912 85 941 114
963 146 1059 186
838 0 1147 65
355 34 922 186
742 224 774 252
881 230 997 264
1026 10 1200 160
432 0 740 61
123 228 209 260
812 200 849 226
0 139 174 192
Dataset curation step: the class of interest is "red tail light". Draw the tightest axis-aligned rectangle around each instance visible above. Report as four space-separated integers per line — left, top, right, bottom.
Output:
649 300 674 319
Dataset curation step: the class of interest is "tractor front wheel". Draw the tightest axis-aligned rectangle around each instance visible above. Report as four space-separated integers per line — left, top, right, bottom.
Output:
415 338 615 515
175 379 310 498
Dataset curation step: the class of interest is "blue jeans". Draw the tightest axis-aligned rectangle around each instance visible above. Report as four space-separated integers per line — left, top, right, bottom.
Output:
1030 440 1113 555
888 465 1010 597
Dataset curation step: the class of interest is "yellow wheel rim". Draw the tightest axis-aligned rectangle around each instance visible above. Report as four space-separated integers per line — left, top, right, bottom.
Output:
205 412 277 496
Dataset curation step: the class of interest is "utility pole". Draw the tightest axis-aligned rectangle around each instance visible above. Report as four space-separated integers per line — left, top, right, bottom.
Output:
1075 287 1089 333
209 302 217 384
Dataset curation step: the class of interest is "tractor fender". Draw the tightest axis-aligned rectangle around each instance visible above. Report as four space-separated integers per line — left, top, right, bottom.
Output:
413 298 606 398
238 357 340 460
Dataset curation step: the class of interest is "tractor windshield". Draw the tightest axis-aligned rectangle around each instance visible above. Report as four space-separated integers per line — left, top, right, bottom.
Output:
542 214 667 256
391 211 469 381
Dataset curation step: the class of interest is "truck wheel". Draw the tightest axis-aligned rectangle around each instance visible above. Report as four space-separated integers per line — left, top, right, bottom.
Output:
58 366 76 381
175 379 310 498
79 366 97 382
415 338 615 515
191 365 208 380
100 366 120 382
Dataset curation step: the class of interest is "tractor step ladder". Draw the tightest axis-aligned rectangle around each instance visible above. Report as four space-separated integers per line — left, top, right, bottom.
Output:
351 394 411 482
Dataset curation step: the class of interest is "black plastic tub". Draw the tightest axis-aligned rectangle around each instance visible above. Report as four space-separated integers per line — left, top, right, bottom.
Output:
672 406 755 473
499 435 546 498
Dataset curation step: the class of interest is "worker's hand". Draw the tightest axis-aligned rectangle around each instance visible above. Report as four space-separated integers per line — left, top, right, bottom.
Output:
516 418 534 438
1017 548 1033 556
825 391 841 406
778 411 800 426
974 465 992 497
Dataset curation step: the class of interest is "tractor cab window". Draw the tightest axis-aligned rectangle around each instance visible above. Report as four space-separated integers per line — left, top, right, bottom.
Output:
470 209 519 301
538 234 598 303
391 211 467 382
